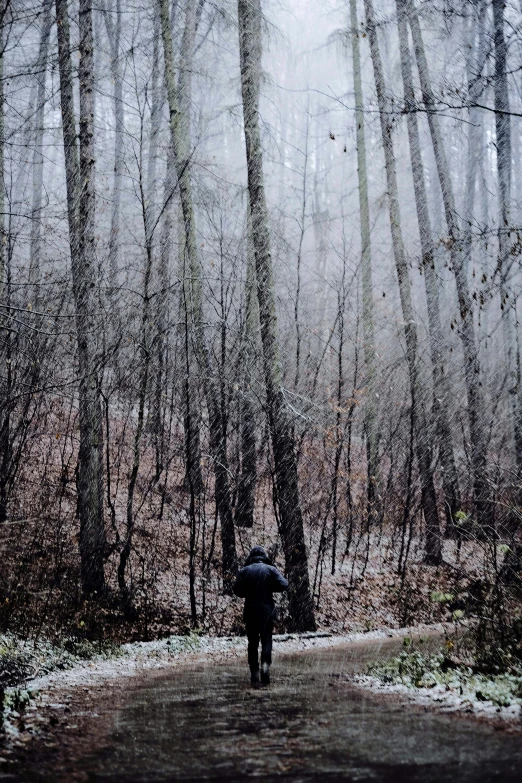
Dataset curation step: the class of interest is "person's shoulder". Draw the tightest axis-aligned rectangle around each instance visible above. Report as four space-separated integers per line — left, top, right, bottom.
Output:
245 561 272 575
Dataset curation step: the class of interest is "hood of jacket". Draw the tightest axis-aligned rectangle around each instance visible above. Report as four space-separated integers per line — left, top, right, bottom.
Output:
245 546 272 566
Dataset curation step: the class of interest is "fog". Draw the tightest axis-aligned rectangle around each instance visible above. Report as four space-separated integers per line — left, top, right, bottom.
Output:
1 0 521 639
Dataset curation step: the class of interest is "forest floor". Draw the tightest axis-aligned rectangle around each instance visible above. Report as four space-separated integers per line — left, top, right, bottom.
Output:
2 529 520 780
1 628 521 782
2 622 521 761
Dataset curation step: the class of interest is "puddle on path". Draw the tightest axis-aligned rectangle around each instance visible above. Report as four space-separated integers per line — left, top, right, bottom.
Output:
65 636 522 782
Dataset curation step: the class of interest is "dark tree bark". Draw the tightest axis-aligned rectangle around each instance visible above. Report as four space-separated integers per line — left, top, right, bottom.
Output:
56 0 106 595
0 0 9 523
237 0 316 629
235 212 258 528
492 0 522 474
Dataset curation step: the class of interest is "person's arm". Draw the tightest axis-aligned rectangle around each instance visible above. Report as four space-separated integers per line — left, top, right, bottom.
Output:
233 569 247 597
270 566 288 593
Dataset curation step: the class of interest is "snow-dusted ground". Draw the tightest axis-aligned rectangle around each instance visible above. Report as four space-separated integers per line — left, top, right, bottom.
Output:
22 623 442 693
4 622 520 740
351 672 522 726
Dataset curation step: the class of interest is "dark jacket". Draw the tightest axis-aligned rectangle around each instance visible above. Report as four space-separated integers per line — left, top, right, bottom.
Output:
233 547 288 625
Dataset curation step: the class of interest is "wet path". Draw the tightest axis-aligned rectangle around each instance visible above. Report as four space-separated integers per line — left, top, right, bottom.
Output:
65 637 522 782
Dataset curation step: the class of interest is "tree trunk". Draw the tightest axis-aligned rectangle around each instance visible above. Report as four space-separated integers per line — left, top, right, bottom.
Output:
237 0 316 628
160 0 237 589
0 0 7 524
492 0 522 473
144 15 166 475
364 0 442 565
177 2 205 498
28 0 53 303
396 0 461 535
462 0 487 282
103 0 124 298
0 3 8 523
56 0 106 595
406 0 490 530
235 209 258 528
349 0 379 526
155 143 177 481
0 1 5 290
118 155 154 610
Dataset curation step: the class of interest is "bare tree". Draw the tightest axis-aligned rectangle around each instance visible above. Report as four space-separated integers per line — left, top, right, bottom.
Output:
237 0 316 628
0 0 9 524
396 0 461 534
160 0 237 590
102 0 124 298
56 0 106 595
364 0 442 565
28 0 53 302
235 207 258 529
492 0 522 473
406 0 491 529
349 0 379 526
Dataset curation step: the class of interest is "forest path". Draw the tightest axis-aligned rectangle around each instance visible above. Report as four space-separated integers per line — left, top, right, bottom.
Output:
4 636 522 782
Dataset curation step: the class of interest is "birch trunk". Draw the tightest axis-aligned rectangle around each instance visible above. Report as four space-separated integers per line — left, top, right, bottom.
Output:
364 0 442 565
237 0 316 628
406 0 490 529
396 0 461 534
160 0 237 589
349 0 379 526
56 0 106 594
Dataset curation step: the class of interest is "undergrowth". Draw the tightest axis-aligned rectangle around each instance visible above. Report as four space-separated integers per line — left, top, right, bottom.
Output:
366 641 522 709
0 633 122 689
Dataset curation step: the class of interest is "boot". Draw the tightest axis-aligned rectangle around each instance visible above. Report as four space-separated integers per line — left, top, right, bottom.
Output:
251 670 261 689
261 662 270 686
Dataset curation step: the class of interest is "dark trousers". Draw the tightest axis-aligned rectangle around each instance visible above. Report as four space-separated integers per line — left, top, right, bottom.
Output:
246 618 273 673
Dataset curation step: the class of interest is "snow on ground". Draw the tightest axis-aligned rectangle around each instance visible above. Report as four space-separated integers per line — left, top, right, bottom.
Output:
351 672 522 727
22 623 444 693
4 622 520 739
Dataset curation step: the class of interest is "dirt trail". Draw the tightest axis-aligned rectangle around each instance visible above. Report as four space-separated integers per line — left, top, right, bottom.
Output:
2 636 522 782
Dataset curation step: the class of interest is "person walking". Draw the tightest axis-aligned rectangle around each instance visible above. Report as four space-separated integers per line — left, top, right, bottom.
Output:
233 546 288 688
